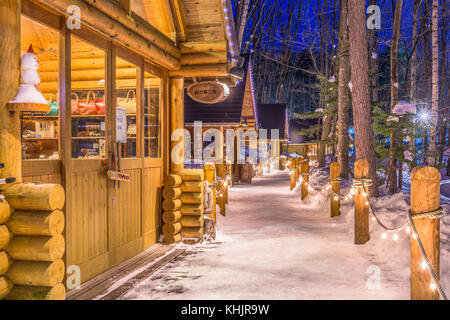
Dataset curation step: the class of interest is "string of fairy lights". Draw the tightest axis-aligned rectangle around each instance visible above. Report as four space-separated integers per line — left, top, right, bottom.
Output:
216 174 230 199
289 163 448 300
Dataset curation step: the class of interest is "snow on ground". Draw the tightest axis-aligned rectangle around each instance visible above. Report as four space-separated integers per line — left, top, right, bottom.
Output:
122 165 450 300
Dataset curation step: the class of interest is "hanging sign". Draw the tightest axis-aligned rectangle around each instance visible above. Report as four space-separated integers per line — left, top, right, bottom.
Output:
107 170 131 182
187 81 230 104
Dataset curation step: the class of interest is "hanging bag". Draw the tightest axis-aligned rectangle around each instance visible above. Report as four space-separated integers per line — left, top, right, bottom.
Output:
95 96 106 115
118 90 137 114
71 93 80 115
78 91 98 115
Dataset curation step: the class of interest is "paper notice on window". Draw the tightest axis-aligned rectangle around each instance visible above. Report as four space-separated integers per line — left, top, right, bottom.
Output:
116 107 127 143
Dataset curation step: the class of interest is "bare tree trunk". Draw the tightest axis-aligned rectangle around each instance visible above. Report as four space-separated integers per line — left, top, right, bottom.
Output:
388 0 403 194
348 0 379 196
428 0 439 164
337 0 350 179
410 0 421 104
438 0 448 163
368 0 379 104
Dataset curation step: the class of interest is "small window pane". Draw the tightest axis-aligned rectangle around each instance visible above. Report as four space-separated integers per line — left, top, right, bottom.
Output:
116 57 137 158
21 16 60 160
71 36 107 159
144 73 161 158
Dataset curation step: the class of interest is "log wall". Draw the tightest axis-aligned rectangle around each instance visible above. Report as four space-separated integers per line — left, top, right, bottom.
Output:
1 182 66 300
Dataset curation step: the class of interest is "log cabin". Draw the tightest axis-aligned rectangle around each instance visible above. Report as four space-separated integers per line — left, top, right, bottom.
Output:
0 0 239 298
256 103 289 169
282 118 319 160
183 56 259 182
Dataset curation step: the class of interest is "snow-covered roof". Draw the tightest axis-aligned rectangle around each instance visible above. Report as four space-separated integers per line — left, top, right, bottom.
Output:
393 101 416 115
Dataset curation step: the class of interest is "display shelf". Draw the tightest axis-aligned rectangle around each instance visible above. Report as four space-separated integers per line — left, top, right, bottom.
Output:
72 136 106 140
22 137 59 140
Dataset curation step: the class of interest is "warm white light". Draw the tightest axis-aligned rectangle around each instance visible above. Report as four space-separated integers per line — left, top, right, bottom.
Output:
430 283 437 291
365 201 369 206
421 261 427 270
372 217 376 221
405 226 411 234
381 233 387 239
412 233 417 240
362 192 367 197
393 234 399 241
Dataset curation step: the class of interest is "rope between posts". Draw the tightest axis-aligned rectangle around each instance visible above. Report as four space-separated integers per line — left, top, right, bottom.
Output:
408 210 448 300
292 170 448 300
360 183 447 300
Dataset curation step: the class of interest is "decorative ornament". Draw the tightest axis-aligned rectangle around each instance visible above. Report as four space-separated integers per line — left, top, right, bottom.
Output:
8 45 50 112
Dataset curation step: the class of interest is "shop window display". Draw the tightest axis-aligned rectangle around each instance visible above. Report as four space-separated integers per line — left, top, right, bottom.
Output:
20 16 60 160
71 36 107 159
144 73 161 158
116 56 138 158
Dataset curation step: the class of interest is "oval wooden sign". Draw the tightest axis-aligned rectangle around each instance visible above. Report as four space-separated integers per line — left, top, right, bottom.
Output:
187 81 230 104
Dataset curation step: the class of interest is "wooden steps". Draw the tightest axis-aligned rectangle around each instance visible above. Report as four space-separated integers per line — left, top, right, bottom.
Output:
66 244 184 300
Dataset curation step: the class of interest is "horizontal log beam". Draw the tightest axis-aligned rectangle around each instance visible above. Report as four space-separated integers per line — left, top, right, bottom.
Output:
0 199 11 224
181 227 203 239
178 169 205 181
0 226 11 251
40 78 161 94
0 276 13 299
3 183 65 211
5 283 65 300
180 181 204 193
169 64 229 77
7 210 64 237
0 251 12 275
162 222 182 235
7 235 65 262
181 215 204 228
6 259 64 287
180 204 203 216
82 0 180 58
162 233 181 244
181 52 227 66
38 0 180 70
163 174 182 188
162 210 182 224
180 192 203 204
180 41 228 54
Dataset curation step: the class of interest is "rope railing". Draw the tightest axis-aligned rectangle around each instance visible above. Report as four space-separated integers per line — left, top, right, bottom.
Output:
288 162 447 300
357 180 446 300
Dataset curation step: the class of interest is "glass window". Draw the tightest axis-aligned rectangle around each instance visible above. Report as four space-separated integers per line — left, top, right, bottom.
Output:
20 16 60 160
144 72 161 158
71 36 107 159
116 57 138 158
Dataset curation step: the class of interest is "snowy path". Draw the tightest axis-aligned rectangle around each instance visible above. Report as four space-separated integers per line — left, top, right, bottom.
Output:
122 170 419 300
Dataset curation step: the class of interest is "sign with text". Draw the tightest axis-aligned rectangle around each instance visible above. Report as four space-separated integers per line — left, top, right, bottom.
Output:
187 81 230 104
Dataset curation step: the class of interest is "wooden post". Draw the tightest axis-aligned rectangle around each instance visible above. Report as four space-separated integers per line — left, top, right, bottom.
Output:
0 0 21 191
301 159 309 200
204 165 216 223
170 77 184 173
410 166 441 300
354 159 370 244
330 162 341 217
